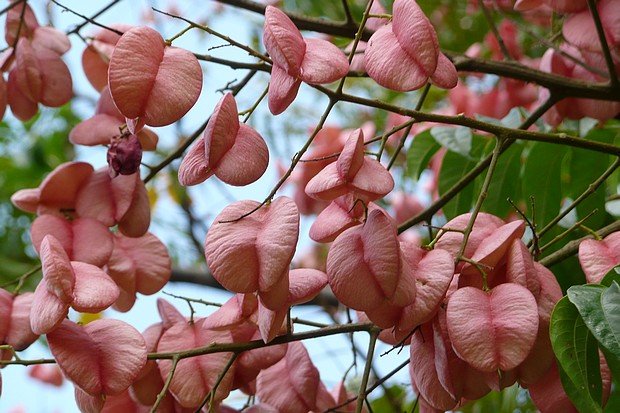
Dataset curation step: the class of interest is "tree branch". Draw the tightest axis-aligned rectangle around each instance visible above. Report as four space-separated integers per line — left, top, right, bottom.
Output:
214 0 620 101
539 220 620 267
586 0 618 87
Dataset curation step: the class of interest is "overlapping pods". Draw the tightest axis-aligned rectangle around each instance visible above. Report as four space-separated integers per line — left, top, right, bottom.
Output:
30 236 119 334
205 197 300 310
108 25 202 127
179 93 269 187
364 0 457 91
305 128 394 202
262 6 349 114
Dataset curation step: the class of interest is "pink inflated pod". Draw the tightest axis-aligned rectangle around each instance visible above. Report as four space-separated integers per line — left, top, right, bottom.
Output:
81 24 133 91
328 381 368 412
28 364 64 387
130 299 185 409
70 86 158 150
539 47 620 124
202 294 259 332
229 323 287 393
262 6 349 114
5 3 70 56
528 360 579 413
365 0 457 91
105 232 172 312
446 283 539 373
11 161 94 216
290 126 345 215
305 128 394 202
395 241 454 331
256 342 336 413
30 215 114 267
256 268 328 342
409 323 459 411
10 37 72 117
4 3 72 121
178 93 269 187
205 197 299 310
432 308 491 401
309 194 386 243
563 0 620 54
5 3 39 46
29 236 120 335
108 26 202 127
75 169 150 238
6 68 37 121
0 289 38 357
327 209 416 315
346 1 388 73
578 232 620 284
434 212 505 267
513 262 562 387
0 75 6 121
157 318 236 409
458 220 526 288
530 352 613 412
48 319 147 401
504 239 541 298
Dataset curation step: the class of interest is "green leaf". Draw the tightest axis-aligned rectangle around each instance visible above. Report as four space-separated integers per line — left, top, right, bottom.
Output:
568 285 620 363
438 135 487 219
601 267 620 287
406 130 440 181
601 282 620 356
431 126 472 156
481 142 523 218
522 142 568 230
551 296 603 412
567 129 614 229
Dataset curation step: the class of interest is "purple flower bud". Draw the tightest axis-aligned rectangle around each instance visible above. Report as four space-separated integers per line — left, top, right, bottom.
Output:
107 132 143 177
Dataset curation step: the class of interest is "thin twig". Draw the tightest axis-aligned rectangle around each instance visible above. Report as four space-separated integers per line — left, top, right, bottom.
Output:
51 0 123 35
540 220 620 267
66 0 123 35
143 71 257 183
0 264 41 290
538 209 598 254
398 95 560 232
356 329 379 413
456 137 504 260
586 0 619 87
508 197 540 258
478 0 512 60
150 356 179 413
341 0 355 26
387 83 431 170
153 7 271 63
195 353 237 412
536 157 620 240
324 359 411 412
218 0 376 224
214 0 620 101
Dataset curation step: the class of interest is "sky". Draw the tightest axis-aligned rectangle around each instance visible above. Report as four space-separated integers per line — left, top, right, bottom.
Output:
0 0 412 411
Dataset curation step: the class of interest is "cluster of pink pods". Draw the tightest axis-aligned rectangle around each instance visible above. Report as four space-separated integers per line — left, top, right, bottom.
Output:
2 0 619 411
